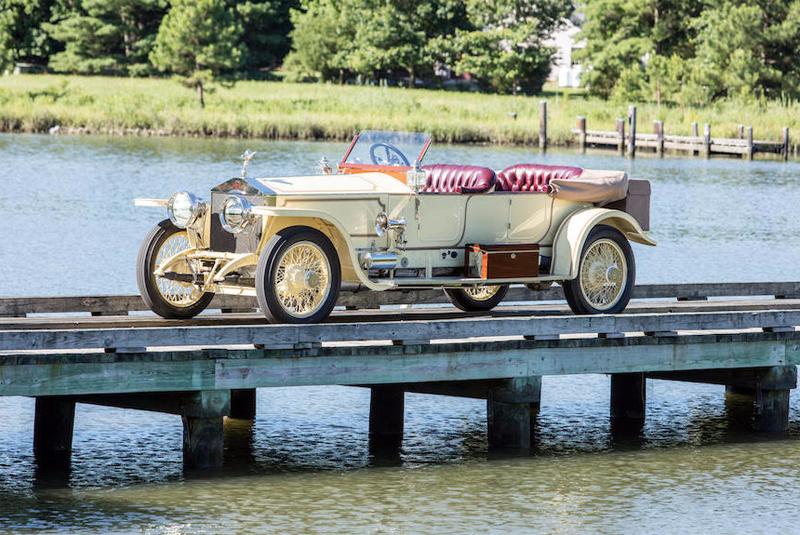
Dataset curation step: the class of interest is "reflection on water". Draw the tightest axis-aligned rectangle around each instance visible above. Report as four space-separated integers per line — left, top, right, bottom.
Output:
1 134 800 533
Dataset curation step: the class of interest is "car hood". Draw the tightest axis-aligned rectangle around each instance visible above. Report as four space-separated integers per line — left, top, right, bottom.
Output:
212 172 412 196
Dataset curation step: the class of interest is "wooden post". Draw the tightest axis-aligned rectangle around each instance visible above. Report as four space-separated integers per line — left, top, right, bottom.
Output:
610 373 646 424
754 389 791 432
369 386 404 446
626 106 637 158
181 390 230 469
745 126 754 160
738 124 745 139
33 397 76 464
692 122 699 155
577 116 586 153
616 118 625 154
229 388 256 419
782 127 789 162
487 376 541 448
703 123 711 158
539 100 547 151
654 120 664 157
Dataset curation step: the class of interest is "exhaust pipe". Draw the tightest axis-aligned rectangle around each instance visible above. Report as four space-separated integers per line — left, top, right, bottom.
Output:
359 252 398 270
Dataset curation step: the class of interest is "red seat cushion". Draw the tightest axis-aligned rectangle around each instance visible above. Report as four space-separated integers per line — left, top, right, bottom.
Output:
421 164 496 194
496 164 583 192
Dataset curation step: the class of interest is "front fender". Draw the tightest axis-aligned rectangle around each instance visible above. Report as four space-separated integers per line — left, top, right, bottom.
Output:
550 208 656 279
251 206 386 291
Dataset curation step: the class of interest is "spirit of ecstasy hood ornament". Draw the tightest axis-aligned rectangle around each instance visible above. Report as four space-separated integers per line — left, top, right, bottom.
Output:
240 149 256 178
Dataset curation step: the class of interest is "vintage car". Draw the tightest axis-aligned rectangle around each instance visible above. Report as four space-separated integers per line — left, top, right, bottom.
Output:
134 130 655 324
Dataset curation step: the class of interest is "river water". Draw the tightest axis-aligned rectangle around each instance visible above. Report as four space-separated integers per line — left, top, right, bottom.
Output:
1 133 800 534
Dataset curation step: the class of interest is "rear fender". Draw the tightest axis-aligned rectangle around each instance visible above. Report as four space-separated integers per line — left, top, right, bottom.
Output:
550 208 656 279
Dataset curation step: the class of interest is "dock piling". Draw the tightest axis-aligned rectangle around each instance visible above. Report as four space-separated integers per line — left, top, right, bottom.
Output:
229 388 257 419
782 127 790 161
703 123 711 158
33 397 76 464
616 118 625 154
627 106 637 158
181 390 230 469
539 100 547 151
745 126 754 160
654 120 664 157
610 373 646 424
369 386 405 447
577 116 586 153
487 376 541 448
738 124 745 139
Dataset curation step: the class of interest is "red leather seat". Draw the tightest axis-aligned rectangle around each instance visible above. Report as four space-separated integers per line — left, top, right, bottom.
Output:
421 164 496 194
496 164 583 192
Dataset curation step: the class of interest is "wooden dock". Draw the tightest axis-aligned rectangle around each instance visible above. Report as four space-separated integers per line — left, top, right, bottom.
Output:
3 281 800 469
572 106 790 160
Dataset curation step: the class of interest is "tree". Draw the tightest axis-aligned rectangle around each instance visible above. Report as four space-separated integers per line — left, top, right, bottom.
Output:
234 0 299 74
448 0 571 95
577 0 702 100
150 0 243 107
0 0 69 71
46 0 166 75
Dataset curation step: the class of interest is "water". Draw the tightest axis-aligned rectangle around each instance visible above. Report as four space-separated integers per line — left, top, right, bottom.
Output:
1 133 800 534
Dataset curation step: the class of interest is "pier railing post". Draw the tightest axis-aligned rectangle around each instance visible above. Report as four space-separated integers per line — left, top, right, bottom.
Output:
539 100 547 151
610 373 646 429
577 116 586 153
782 127 789 161
369 386 405 447
616 118 625 154
745 126 754 160
703 123 711 158
181 390 230 469
487 376 541 448
626 106 637 158
654 120 664 157
33 397 76 465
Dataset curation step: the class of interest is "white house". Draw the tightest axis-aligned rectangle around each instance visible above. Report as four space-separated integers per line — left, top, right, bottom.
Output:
546 20 585 88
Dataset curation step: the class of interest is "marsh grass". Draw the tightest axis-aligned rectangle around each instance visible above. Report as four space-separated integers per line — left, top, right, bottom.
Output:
1 74 798 148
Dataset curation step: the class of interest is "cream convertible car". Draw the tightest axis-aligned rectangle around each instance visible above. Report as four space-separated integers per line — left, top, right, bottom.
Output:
135 131 655 324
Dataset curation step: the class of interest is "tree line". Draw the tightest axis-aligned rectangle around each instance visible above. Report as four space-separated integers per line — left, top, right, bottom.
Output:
2 0 799 105
579 0 800 105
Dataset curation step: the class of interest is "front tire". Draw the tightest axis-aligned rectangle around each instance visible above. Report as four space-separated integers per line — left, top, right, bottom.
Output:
444 285 509 312
256 226 341 324
562 225 635 315
136 219 214 319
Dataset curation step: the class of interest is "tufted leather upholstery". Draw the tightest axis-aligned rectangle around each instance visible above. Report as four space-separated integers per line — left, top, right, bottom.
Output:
496 164 584 192
421 164 496 194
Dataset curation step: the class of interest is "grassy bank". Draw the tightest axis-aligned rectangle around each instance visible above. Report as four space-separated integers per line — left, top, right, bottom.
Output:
1 74 799 147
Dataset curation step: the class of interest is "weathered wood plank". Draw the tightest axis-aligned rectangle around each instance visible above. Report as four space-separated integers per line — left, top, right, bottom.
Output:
3 309 800 351
0 334 796 396
4 282 800 315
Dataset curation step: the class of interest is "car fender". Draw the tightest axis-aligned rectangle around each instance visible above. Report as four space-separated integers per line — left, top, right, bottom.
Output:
550 208 657 279
251 206 386 291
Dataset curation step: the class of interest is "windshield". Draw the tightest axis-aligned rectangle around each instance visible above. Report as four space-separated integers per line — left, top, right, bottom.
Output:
342 130 431 167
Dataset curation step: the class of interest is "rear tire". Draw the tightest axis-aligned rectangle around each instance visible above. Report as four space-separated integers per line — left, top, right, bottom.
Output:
562 225 635 315
255 226 341 324
136 219 213 319
444 285 509 312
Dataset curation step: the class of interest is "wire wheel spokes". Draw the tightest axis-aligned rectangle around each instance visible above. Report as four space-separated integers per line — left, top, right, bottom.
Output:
154 232 204 307
464 285 502 302
579 238 627 311
274 241 332 318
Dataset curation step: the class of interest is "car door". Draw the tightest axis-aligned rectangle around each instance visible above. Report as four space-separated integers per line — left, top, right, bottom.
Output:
508 193 553 242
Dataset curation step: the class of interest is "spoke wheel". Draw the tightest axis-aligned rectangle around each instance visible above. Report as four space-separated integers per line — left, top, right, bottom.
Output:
137 219 214 319
444 284 508 312
256 227 341 324
563 225 635 315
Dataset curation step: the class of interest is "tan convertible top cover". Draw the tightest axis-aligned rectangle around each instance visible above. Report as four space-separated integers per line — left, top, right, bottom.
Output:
549 169 629 206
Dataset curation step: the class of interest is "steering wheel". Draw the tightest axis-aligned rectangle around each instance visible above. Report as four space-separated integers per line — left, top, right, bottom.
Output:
369 142 410 166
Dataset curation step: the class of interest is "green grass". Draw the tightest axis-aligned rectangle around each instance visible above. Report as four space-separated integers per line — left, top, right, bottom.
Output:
0 74 798 148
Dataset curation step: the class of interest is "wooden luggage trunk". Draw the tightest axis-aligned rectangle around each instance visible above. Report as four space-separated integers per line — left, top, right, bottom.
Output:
465 244 539 279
